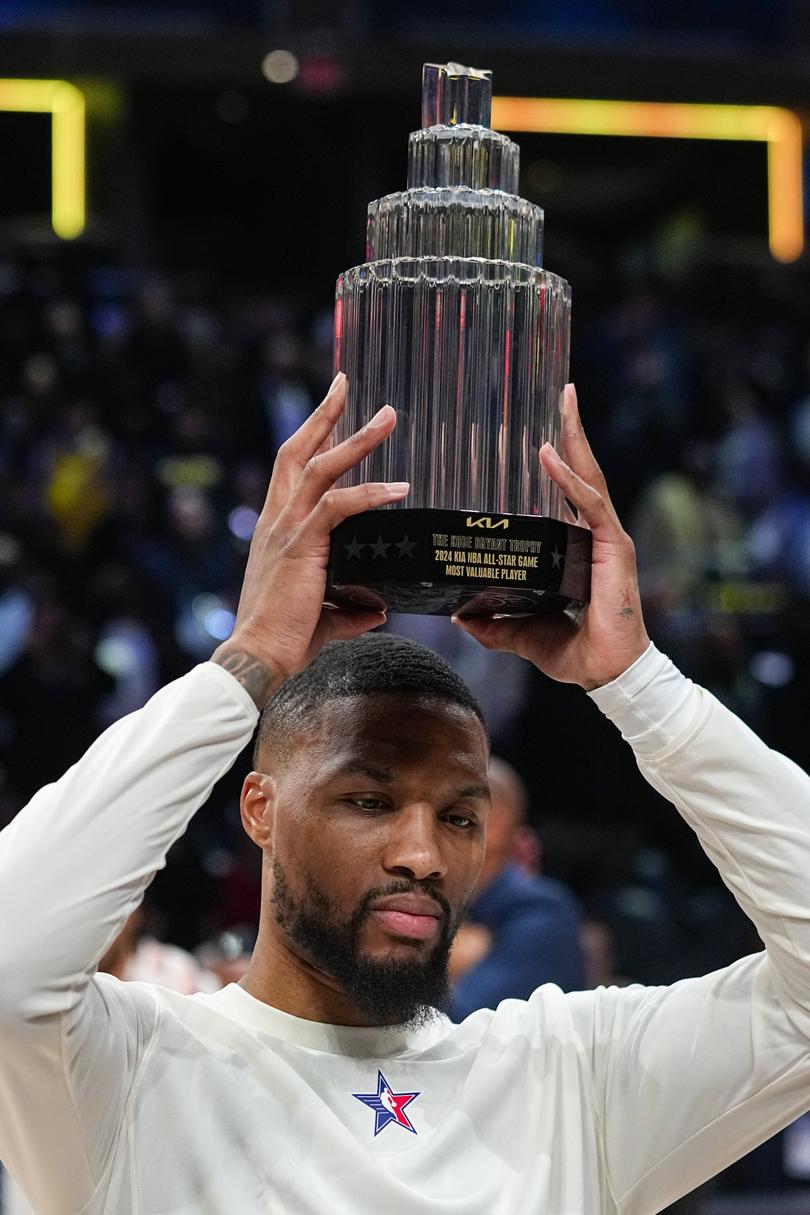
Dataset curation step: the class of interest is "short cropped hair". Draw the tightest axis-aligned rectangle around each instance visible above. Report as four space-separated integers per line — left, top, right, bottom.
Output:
253 632 486 766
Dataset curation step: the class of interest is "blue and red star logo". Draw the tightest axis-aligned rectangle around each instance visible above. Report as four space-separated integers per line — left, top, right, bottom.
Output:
352 1070 421 1136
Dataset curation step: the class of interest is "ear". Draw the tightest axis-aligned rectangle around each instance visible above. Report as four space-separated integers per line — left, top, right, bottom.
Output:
240 771 277 850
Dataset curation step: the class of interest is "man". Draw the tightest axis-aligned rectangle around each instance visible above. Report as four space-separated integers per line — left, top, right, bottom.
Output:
449 757 586 1019
1 374 809 1214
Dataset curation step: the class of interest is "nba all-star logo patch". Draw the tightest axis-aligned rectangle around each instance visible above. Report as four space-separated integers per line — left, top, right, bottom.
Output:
352 1070 420 1136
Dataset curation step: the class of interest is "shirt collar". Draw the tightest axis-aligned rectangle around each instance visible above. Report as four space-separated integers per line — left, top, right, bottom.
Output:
198 983 450 1058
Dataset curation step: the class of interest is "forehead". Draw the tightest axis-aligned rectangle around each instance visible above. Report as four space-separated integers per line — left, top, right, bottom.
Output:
295 693 488 776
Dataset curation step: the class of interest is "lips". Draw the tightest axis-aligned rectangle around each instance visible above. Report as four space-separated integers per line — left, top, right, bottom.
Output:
370 894 443 941
372 894 443 918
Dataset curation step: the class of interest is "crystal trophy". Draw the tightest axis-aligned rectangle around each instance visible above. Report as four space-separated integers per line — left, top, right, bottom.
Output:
326 61 591 616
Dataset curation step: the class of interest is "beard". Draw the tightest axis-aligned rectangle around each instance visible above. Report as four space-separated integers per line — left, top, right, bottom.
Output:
270 855 463 1029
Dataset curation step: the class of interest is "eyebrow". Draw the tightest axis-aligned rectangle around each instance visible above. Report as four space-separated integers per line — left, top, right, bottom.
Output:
456 785 491 802
339 764 394 784
336 766 491 802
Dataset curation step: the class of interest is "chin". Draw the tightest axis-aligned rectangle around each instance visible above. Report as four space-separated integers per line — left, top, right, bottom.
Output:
363 935 434 959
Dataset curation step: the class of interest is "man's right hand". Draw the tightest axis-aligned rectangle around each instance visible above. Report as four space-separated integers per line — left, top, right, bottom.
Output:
212 372 408 707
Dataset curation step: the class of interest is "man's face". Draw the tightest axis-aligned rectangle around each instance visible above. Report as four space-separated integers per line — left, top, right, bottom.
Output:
261 693 490 1026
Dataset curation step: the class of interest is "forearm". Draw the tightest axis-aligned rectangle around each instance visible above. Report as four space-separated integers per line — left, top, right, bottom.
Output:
591 646 810 1030
0 662 257 1022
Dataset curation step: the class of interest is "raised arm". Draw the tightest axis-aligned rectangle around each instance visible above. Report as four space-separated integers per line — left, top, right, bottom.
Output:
0 373 408 1214
456 385 810 1212
575 645 810 1213
0 664 259 1213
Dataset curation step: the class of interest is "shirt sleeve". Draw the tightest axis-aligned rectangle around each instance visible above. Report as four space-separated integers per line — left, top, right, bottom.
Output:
0 662 258 1215
565 645 810 1215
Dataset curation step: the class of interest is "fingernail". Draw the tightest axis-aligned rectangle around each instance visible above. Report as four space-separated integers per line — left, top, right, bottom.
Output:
367 404 394 429
386 481 410 496
329 371 345 392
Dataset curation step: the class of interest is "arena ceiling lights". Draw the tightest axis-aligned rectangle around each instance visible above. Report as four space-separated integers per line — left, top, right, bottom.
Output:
0 78 86 240
492 96 804 264
0 82 801 261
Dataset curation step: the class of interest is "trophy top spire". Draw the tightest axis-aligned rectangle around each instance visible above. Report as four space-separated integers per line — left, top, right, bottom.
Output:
421 62 493 130
364 58 544 264
407 60 519 193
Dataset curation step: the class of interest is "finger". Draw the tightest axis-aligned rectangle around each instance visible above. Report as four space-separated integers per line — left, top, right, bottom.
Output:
265 372 348 514
559 384 608 496
313 608 388 647
289 480 410 546
540 444 621 538
561 496 583 528
287 404 398 520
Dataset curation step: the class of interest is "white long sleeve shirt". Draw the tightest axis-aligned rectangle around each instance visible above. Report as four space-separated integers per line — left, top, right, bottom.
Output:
1 648 810 1215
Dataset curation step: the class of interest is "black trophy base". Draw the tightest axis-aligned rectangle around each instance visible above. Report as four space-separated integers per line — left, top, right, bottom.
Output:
326 508 592 617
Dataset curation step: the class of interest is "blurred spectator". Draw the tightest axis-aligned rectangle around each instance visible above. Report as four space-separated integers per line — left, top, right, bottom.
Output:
715 381 782 517
0 590 113 804
196 924 256 989
387 615 532 748
97 905 219 993
449 757 586 1021
257 328 315 452
630 439 746 624
748 458 810 598
579 918 630 989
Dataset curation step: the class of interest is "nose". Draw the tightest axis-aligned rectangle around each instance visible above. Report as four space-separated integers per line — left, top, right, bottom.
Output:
381 803 447 884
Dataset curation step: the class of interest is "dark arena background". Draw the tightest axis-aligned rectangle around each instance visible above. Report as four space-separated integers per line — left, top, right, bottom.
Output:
1 2 810 1211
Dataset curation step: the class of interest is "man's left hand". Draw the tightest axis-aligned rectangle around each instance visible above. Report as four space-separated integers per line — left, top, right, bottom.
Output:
453 385 650 691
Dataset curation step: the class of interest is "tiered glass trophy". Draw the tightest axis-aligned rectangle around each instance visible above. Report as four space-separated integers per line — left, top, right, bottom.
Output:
326 61 591 616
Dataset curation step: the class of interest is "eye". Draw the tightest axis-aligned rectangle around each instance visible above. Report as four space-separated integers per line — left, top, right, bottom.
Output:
346 796 388 811
444 813 476 830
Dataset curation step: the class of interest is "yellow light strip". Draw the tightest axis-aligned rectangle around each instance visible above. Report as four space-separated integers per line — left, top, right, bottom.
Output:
492 96 804 263
0 78 86 239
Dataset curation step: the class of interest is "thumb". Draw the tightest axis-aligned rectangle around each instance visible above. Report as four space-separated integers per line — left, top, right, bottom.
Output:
313 608 388 649
451 614 528 653
452 610 575 664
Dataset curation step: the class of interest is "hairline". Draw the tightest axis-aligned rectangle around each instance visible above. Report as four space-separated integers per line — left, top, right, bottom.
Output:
254 687 487 769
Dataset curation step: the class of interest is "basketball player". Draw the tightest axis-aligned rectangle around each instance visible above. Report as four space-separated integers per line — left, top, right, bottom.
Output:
1 375 809 1214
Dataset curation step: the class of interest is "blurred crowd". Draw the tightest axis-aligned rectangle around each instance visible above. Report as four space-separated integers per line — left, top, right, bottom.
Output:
0 249 809 938
1 245 810 1203
0 255 804 901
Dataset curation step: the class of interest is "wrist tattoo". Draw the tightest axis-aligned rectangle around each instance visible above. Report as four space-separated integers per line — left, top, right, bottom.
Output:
212 647 281 709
